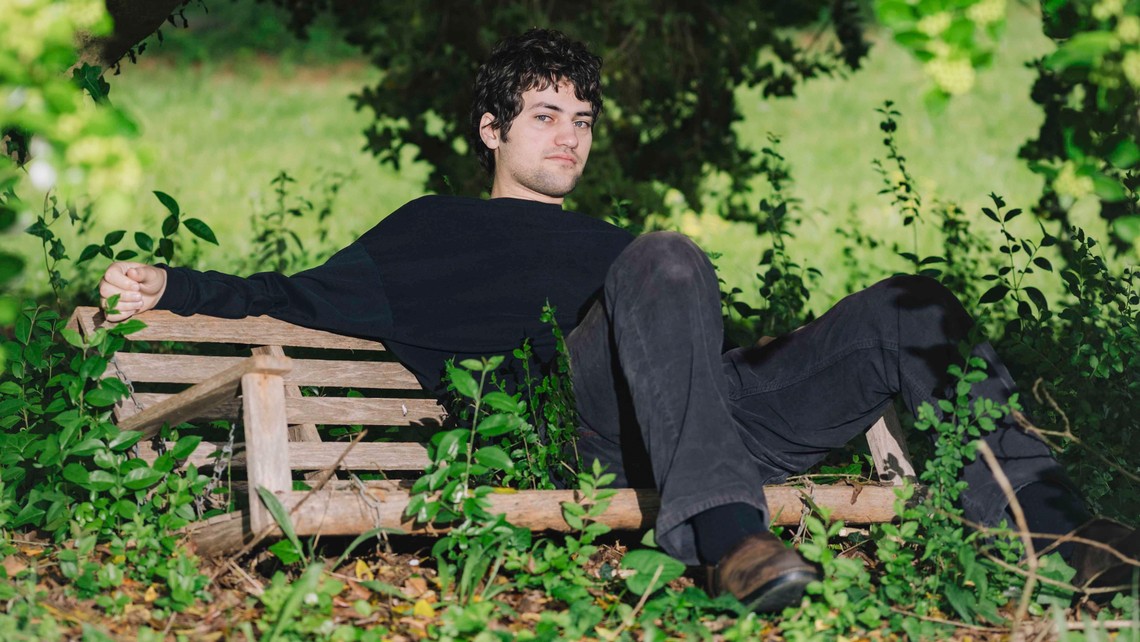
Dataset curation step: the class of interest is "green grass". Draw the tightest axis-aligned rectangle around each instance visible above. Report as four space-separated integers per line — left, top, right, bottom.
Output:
698 4 1065 305
10 5 1129 311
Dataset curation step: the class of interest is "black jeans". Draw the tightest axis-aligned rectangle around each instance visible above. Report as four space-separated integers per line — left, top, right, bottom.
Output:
565 232 1064 565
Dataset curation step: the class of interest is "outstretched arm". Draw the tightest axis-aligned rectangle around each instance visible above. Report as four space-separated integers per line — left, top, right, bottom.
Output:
97 241 393 340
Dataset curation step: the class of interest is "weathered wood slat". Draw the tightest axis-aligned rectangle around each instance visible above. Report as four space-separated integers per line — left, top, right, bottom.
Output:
126 393 442 426
71 307 386 351
866 406 915 485
112 352 420 389
286 397 444 426
138 441 431 471
117 355 292 437
188 484 900 556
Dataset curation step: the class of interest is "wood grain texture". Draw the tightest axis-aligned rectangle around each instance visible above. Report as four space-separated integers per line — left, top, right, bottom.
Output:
241 373 293 533
187 484 900 555
117 355 292 437
252 346 321 444
111 352 420 389
71 307 386 351
126 394 442 427
284 397 445 426
137 440 431 471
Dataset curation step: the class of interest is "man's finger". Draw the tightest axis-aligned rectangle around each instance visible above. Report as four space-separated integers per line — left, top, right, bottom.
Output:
101 268 141 291
126 266 164 292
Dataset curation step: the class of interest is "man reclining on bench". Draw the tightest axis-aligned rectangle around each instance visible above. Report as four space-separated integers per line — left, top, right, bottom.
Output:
98 28 1137 613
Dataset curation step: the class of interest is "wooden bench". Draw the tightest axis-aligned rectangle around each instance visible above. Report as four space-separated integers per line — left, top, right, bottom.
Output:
68 306 915 556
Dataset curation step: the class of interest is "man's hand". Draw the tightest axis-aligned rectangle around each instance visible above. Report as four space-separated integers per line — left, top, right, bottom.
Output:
99 262 168 322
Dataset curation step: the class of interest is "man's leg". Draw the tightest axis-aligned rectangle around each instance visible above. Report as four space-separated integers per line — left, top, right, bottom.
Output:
567 231 779 565
723 275 1082 536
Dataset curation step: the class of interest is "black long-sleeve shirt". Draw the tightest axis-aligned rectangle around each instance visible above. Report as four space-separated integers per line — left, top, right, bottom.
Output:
157 195 634 395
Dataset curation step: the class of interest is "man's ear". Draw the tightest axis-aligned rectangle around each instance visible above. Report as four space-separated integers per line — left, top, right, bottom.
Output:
478 112 500 150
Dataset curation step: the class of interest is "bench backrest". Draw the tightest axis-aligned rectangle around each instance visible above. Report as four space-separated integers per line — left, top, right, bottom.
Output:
69 306 440 473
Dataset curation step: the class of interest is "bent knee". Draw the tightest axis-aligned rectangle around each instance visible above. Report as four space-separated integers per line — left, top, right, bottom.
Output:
871 274 972 325
622 231 710 283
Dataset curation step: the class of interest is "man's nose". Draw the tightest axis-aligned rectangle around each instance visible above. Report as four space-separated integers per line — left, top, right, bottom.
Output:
555 123 579 148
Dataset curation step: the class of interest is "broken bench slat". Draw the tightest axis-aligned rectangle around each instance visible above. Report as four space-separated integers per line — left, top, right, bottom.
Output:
866 407 915 484
117 354 292 438
188 484 899 556
112 352 422 389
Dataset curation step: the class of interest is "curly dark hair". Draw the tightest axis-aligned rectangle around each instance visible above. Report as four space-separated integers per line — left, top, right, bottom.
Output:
470 29 603 175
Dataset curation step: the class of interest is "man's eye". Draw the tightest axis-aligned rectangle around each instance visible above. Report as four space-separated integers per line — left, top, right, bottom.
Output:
536 114 552 122
574 121 593 129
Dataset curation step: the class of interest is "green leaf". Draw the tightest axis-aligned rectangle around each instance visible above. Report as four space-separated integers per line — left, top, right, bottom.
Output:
68 439 105 457
85 388 119 407
1112 216 1140 244
257 486 303 556
122 466 164 490
77 244 102 263
183 218 219 245
875 1 914 29
474 446 514 471
60 328 85 349
161 213 179 238
71 63 111 103
434 428 467 461
154 191 180 217
113 319 147 336
474 413 522 438
458 358 485 371
1092 174 1126 202
978 284 1009 304
107 430 143 452
268 539 303 565
480 391 521 413
621 549 685 596
170 435 202 460
86 470 117 492
447 366 479 399
0 253 25 282
1108 139 1140 169
62 463 89 486
104 230 125 246
1044 31 1116 71
1024 286 1049 314
134 232 154 252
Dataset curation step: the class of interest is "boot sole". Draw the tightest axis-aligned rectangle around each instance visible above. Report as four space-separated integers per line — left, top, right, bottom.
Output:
739 569 818 613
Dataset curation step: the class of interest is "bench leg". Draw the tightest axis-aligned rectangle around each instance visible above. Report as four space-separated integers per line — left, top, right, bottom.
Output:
242 372 292 534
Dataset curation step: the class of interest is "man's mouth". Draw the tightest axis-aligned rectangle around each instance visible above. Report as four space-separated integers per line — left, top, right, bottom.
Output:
547 153 577 164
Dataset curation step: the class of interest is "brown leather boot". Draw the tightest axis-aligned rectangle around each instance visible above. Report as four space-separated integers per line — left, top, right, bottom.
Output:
712 532 819 613
1069 517 1140 602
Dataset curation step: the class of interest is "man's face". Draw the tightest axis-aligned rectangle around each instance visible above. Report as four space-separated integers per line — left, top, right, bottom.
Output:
480 81 595 204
